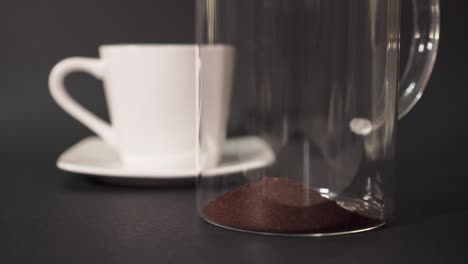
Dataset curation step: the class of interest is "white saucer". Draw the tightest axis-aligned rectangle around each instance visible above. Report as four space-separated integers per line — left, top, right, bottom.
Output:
57 136 275 179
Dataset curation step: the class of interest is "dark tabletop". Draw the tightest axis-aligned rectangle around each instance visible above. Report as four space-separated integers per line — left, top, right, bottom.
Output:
1 0 468 263
2 115 468 264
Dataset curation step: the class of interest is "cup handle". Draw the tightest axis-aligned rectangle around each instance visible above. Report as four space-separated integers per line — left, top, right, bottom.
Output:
49 57 116 145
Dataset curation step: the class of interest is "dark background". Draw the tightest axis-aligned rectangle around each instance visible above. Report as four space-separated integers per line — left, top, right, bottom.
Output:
0 0 467 263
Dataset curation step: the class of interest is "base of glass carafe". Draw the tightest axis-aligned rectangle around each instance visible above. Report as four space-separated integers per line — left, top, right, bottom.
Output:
200 196 386 237
201 216 385 237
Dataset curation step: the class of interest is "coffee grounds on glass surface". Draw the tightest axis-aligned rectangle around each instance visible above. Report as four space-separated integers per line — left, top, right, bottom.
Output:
203 177 381 234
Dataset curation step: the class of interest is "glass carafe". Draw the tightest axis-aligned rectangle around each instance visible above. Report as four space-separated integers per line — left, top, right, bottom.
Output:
196 0 439 236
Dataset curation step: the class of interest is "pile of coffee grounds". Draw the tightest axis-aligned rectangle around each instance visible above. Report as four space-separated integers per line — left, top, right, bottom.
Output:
203 177 381 234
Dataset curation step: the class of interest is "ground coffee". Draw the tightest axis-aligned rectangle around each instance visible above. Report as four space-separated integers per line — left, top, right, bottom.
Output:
203 177 381 234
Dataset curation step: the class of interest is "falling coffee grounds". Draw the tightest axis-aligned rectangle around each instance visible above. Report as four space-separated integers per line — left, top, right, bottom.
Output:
203 177 381 234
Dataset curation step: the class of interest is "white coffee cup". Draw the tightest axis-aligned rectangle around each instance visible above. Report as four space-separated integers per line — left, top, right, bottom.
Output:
49 44 234 171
